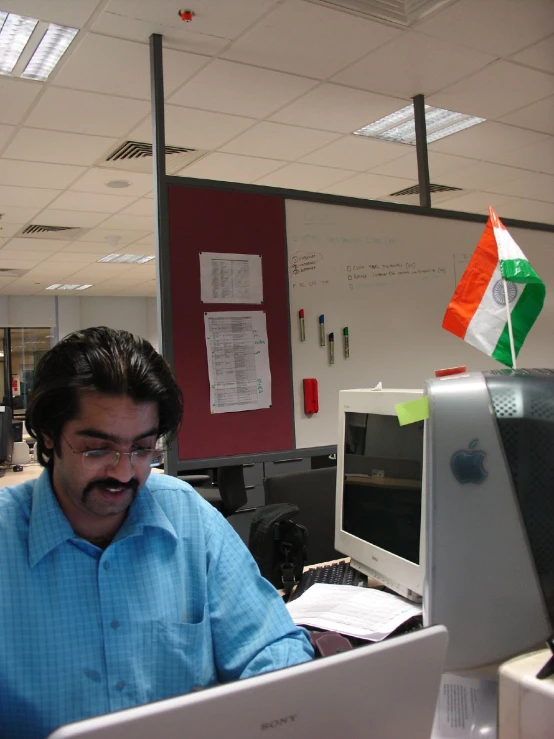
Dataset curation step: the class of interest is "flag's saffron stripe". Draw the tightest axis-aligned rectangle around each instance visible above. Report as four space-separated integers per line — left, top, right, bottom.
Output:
442 219 498 338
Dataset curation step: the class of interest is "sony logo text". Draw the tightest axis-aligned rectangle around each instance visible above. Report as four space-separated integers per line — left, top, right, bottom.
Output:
261 715 298 731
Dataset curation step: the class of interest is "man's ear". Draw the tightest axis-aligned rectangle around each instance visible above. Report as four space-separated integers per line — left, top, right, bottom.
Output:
42 433 54 450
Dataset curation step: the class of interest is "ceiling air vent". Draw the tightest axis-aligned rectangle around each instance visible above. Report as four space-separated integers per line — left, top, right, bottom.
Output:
16 224 87 240
383 183 462 206
0 268 27 277
304 0 457 26
98 140 207 175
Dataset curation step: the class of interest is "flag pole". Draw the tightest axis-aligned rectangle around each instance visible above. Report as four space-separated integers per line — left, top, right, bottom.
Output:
502 278 517 369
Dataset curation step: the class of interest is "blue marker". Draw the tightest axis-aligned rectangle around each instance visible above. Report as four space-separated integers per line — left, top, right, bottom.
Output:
319 315 325 347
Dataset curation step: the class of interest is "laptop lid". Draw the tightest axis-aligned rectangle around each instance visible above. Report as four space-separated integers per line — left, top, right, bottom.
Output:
49 625 448 739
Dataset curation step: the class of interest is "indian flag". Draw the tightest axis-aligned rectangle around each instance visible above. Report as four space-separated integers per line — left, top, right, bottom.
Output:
443 206 545 367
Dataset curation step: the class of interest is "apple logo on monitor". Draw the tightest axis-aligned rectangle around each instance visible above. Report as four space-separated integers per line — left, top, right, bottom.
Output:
451 439 487 484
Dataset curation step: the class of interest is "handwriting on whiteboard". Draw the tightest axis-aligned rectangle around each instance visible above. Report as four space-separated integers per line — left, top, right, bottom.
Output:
289 251 324 276
345 260 448 290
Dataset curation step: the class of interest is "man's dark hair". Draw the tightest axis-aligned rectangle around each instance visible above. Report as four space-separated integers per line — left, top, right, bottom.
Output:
25 326 183 468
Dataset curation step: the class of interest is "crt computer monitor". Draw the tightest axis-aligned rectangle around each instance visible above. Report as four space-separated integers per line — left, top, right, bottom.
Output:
424 369 554 672
335 387 425 602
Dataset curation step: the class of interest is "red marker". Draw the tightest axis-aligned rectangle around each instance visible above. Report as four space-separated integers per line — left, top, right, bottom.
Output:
299 309 306 341
435 366 467 378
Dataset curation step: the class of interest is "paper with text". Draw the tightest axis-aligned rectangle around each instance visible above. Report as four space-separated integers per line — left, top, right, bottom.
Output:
286 584 422 641
431 674 497 739
200 252 263 304
204 311 271 413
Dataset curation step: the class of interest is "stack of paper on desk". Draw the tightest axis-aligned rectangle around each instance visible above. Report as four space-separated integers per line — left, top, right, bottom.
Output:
286 584 422 641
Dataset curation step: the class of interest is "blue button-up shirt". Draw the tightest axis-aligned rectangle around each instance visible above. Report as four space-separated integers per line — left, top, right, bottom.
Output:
0 470 313 738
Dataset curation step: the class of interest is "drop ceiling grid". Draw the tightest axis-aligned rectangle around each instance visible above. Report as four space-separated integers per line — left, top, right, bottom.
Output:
0 0 553 299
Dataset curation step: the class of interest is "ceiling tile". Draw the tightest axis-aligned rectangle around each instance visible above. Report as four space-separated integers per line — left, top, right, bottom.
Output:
0 124 15 150
131 106 255 150
0 161 86 189
254 163 354 191
91 13 228 57
434 191 522 215
270 84 407 134
114 283 157 297
0 255 47 268
76 228 152 246
0 78 41 126
499 136 554 175
168 60 316 119
0 223 24 239
301 136 407 172
428 61 554 120
0 185 61 209
220 122 339 160
69 168 154 197
94 214 155 231
94 0 278 53
333 31 494 99
67 264 136 280
500 96 554 135
1 0 103 27
53 33 209 100
0 205 42 223
45 252 108 263
488 172 554 203
36 210 112 228
493 197 554 224
511 34 554 74
25 88 149 138
118 199 154 217
321 173 416 199
1 238 68 252
433 162 529 191
176 153 286 183
48 191 136 214
428 121 549 164
3 129 117 166
223 0 401 79
415 0 554 57
370 151 473 180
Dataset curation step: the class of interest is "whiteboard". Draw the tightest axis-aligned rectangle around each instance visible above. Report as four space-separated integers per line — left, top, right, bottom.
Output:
286 199 554 449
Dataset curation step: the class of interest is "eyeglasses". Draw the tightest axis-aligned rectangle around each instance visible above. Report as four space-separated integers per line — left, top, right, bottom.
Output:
62 435 163 470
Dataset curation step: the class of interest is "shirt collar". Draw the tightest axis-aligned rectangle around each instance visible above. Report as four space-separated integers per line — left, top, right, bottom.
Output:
29 471 178 568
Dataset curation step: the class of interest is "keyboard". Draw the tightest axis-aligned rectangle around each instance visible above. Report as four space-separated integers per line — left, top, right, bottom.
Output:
289 561 368 601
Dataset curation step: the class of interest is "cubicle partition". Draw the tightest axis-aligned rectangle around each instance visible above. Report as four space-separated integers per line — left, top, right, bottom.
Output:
149 35 554 501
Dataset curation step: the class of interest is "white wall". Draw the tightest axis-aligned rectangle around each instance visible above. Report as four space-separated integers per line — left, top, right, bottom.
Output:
0 295 158 344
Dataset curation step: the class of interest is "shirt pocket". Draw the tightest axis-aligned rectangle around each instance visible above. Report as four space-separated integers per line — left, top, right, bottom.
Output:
151 605 217 697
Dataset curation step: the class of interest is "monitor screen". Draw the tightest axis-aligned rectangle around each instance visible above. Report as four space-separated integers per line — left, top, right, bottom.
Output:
343 411 423 565
335 389 425 601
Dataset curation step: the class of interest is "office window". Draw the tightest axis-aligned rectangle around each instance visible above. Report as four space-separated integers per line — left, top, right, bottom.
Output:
2 328 54 417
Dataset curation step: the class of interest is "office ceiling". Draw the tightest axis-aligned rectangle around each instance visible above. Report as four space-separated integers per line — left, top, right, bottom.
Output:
0 0 553 297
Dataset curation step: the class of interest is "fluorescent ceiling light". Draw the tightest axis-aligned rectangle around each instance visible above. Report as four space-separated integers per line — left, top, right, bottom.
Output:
97 254 155 264
0 12 37 75
22 22 78 81
46 283 92 291
353 104 485 145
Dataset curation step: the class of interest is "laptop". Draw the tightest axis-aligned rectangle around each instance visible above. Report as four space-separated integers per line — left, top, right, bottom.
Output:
49 626 448 739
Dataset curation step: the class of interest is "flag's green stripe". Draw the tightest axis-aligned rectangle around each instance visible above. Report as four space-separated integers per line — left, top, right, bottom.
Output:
500 258 544 285
492 283 546 367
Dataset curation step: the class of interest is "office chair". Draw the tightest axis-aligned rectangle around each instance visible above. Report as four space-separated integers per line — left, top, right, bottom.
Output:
262 467 341 565
179 466 248 518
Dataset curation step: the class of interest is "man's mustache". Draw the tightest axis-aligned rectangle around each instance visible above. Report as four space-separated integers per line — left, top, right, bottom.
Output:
83 478 140 497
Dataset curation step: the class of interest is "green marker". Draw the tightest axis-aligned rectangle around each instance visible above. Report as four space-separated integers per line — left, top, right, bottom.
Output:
343 327 349 358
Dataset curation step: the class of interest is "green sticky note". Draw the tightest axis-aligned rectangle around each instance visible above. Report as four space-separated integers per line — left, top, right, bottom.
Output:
395 396 429 426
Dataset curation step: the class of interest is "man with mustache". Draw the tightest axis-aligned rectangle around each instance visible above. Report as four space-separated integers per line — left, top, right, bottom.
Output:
0 327 313 739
